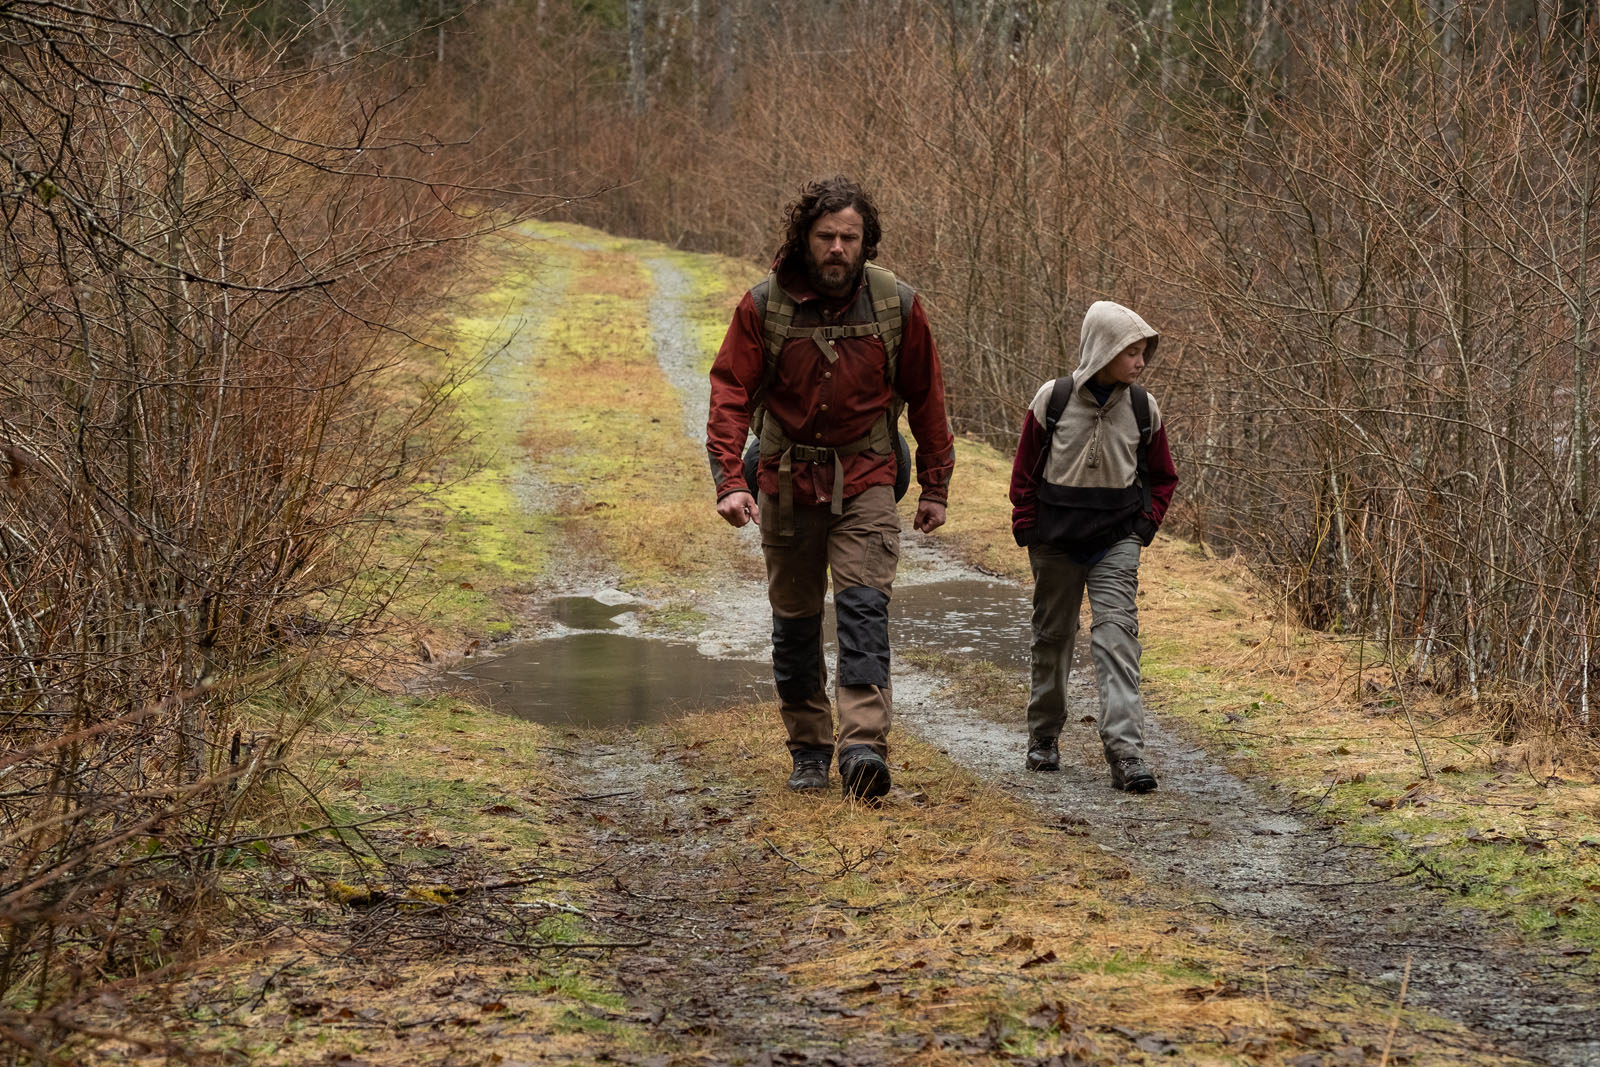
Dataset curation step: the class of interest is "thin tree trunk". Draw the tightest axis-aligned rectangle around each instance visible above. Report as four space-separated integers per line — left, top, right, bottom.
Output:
628 0 647 117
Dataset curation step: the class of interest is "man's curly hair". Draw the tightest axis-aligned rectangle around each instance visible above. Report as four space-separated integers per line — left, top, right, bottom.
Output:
775 176 882 274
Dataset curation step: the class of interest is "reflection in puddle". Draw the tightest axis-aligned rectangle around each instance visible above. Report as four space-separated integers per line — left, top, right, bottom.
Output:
445 633 769 727
448 579 1035 727
547 595 632 630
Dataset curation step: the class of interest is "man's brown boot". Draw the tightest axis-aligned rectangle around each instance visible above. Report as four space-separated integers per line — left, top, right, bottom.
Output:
838 744 891 801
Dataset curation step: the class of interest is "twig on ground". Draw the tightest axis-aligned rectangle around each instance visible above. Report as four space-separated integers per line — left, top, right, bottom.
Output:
763 837 819 876
236 954 305 1016
1378 954 1414 1067
441 930 652 951
1282 863 1425 888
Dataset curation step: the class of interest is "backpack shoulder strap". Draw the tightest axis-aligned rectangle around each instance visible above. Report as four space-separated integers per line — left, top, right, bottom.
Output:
1130 383 1153 513
864 263 905 387
1129 383 1152 444
1044 376 1073 436
749 272 794 410
1034 376 1073 477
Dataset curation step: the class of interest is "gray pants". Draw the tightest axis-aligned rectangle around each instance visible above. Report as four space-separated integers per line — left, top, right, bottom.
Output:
1026 536 1146 762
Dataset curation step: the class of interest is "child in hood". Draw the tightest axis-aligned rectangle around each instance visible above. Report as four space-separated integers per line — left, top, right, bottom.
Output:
1007 300 1179 792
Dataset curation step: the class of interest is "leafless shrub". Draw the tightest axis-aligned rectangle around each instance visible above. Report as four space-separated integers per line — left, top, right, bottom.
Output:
0 2 543 1056
1149 4 1600 727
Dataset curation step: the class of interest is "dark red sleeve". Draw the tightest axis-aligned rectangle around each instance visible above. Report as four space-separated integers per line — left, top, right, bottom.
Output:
896 295 955 506
1008 409 1046 544
1145 425 1178 525
705 292 765 500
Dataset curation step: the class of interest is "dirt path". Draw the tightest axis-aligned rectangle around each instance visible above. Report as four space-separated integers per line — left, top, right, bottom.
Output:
543 736 919 1065
899 684 1600 1066
259 224 1592 1067
618 233 1599 1065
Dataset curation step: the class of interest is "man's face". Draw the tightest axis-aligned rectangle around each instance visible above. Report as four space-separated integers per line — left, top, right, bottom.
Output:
1096 338 1148 386
805 206 865 298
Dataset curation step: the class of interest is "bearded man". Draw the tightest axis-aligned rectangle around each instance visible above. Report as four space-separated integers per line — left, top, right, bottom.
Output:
705 176 955 801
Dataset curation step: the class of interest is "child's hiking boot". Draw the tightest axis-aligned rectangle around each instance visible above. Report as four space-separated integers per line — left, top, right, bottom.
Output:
838 744 891 802
1109 757 1158 793
1026 736 1060 772
786 749 831 792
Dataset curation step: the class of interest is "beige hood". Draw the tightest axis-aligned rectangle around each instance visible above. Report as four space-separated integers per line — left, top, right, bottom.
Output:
1071 300 1160 390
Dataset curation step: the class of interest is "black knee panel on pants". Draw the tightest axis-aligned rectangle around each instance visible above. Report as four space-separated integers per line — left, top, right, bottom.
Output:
772 612 825 702
835 585 890 688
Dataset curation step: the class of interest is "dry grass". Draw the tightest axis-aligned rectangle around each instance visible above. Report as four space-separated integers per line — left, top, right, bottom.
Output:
516 232 765 592
655 706 1513 1065
78 692 647 1066
1129 536 1600 950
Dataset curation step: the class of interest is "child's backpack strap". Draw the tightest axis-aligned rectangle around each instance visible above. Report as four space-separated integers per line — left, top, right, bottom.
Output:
1130 383 1153 514
1034 376 1073 477
1043 376 1073 437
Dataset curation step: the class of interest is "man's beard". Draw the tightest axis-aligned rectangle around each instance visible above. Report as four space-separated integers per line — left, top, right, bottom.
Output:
806 253 863 299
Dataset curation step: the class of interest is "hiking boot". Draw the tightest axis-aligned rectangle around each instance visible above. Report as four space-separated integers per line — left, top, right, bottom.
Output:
786 750 831 792
1109 757 1158 794
1026 736 1060 772
838 744 891 802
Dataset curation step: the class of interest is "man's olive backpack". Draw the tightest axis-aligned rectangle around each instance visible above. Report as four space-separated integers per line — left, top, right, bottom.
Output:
741 263 911 534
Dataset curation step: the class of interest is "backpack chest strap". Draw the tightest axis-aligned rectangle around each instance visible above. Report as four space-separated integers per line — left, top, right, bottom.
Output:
786 321 881 363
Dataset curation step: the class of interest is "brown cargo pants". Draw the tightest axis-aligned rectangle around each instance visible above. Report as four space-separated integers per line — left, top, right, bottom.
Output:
759 484 899 760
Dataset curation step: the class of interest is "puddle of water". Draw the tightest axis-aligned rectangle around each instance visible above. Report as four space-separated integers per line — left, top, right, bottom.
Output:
444 632 770 727
548 595 632 630
449 580 1033 728
888 580 1032 669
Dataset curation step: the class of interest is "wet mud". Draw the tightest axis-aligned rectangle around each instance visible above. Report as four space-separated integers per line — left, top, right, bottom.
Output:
544 736 916 1065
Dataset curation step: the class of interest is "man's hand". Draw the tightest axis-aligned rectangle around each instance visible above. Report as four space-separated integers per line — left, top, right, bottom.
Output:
717 491 760 528
913 500 946 534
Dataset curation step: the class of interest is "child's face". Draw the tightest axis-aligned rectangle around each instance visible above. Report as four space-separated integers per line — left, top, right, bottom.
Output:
1094 338 1148 386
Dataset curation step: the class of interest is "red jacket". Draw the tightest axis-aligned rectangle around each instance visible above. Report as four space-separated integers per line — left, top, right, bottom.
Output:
706 266 954 507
